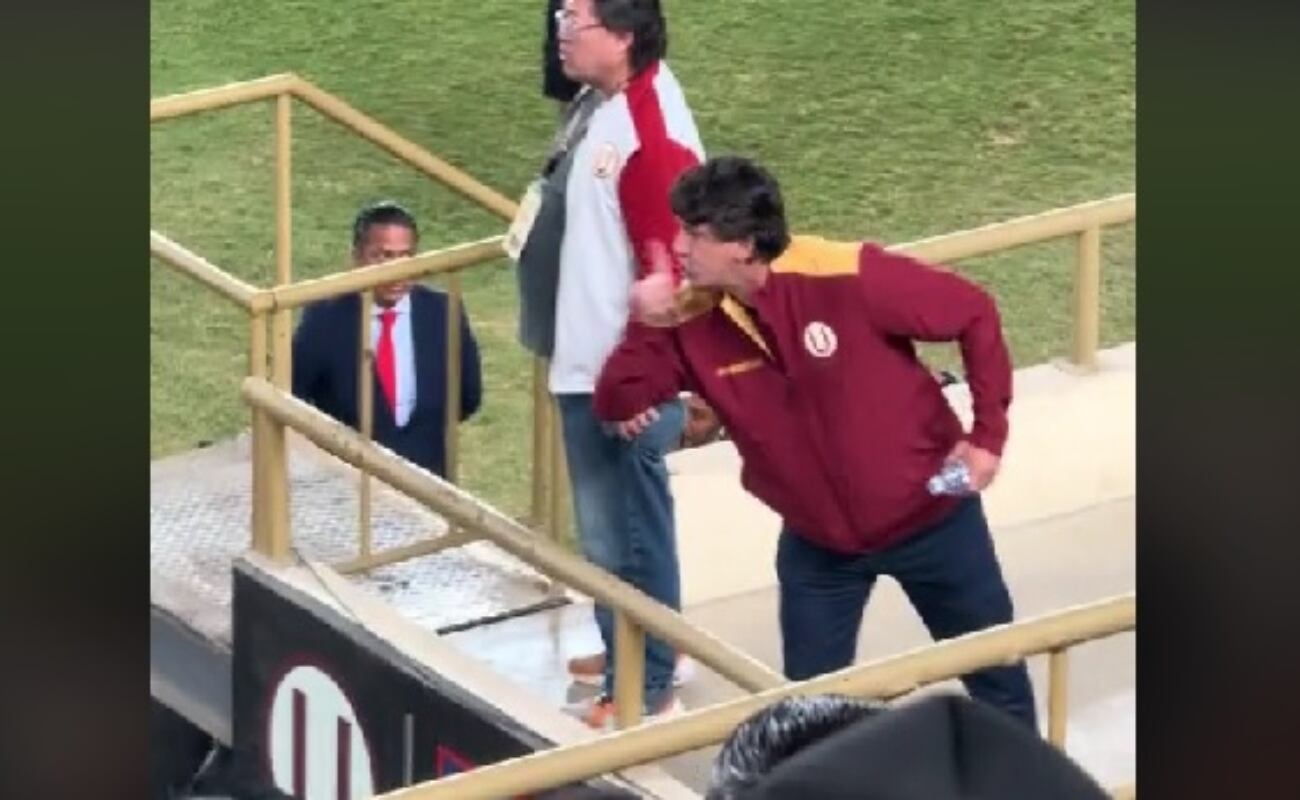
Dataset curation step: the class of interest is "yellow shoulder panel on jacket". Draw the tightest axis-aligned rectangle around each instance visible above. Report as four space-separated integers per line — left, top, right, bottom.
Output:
770 235 862 277
720 295 773 359
673 285 722 323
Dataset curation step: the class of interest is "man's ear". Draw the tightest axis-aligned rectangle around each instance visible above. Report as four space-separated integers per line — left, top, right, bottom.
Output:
614 30 635 57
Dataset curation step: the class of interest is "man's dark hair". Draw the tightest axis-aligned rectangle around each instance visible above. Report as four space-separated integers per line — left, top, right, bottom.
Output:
543 0 581 102
670 156 792 262
593 0 668 74
706 694 883 800
352 200 419 250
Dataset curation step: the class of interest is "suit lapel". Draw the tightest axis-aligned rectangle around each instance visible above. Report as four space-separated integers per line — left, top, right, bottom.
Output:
408 288 429 421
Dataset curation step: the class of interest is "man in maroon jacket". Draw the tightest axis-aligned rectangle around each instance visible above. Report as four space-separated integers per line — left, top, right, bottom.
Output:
593 156 1037 729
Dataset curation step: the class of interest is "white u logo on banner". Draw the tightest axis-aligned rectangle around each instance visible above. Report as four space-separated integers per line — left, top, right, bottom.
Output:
268 663 376 800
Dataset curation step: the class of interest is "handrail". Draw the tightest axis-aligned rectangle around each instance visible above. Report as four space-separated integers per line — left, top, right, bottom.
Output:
240 376 787 693
155 191 1135 334
377 593 1135 799
894 191 1133 370
264 236 507 311
151 72 519 220
150 230 270 312
152 72 562 567
150 73 300 121
892 193 1134 263
153 189 1135 321
290 80 520 221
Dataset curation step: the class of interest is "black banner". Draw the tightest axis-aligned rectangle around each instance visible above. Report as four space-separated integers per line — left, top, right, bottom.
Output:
230 563 623 799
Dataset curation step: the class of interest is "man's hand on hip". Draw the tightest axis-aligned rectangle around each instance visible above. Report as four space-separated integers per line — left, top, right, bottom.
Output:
948 440 1001 492
615 406 661 440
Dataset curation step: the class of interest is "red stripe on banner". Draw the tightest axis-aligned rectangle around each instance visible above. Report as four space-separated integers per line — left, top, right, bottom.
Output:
337 716 352 800
292 689 307 798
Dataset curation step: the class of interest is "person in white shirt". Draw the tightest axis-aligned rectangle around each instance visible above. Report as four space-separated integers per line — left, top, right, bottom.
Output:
544 0 704 729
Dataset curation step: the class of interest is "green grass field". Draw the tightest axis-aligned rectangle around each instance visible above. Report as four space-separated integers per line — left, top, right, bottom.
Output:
151 0 1135 521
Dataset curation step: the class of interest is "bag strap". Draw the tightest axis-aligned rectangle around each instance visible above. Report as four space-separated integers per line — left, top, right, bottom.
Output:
543 87 600 177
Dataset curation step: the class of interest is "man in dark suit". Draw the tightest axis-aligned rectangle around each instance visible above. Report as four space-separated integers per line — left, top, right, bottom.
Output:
292 201 482 478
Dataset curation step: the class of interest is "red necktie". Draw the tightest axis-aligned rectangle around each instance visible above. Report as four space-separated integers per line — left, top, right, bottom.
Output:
375 308 397 417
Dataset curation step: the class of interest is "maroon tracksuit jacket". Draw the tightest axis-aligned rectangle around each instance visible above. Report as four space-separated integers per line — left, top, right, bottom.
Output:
592 236 1013 555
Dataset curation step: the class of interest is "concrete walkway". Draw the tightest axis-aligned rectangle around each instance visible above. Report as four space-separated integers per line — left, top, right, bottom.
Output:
150 430 557 646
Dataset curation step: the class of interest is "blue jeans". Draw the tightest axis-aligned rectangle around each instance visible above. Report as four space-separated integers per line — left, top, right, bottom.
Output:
776 497 1039 730
556 393 684 709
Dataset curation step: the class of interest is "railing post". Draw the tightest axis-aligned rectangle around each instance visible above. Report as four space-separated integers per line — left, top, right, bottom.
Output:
536 358 567 598
549 399 571 548
614 612 646 729
1070 225 1102 371
249 312 271 553
444 272 463 483
273 90 293 352
261 89 294 562
1047 648 1069 747
358 289 375 562
531 356 551 531
258 401 291 562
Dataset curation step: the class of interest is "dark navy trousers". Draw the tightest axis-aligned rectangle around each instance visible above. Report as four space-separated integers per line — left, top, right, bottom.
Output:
777 496 1039 730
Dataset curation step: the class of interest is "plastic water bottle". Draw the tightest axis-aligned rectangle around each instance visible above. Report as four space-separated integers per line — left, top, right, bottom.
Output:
927 459 973 496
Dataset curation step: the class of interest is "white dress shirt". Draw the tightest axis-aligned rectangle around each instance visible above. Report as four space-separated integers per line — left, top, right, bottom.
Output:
371 294 416 427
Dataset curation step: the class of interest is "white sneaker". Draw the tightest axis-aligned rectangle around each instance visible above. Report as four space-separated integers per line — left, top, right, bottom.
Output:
567 652 696 687
673 655 696 686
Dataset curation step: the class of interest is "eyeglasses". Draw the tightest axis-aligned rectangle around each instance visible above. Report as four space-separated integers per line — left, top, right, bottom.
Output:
554 9 602 36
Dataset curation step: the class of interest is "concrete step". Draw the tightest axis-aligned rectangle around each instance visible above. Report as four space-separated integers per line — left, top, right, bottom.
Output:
151 608 233 745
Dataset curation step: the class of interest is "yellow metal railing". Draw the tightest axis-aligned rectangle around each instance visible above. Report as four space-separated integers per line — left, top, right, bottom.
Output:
377 596 1134 799
240 377 1134 800
240 376 785 694
152 73 1136 773
893 193 1135 371
149 232 268 311
350 581 1127 797
151 73 576 574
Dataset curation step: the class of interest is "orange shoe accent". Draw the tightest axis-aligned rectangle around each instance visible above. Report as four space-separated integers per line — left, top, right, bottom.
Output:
574 693 684 731
579 696 617 730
